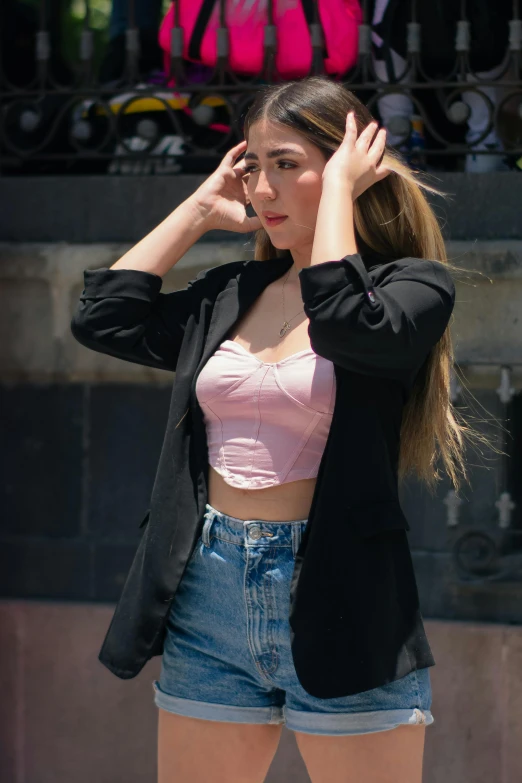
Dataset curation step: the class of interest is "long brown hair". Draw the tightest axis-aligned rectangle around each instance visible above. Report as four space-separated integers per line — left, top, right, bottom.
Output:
242 76 499 497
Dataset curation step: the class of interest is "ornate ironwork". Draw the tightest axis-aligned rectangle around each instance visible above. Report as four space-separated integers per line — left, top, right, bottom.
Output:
1 0 521 173
449 360 522 583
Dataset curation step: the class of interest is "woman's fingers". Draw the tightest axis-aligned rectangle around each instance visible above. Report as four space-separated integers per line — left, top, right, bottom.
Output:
228 141 251 180
224 139 247 168
355 120 379 150
374 164 392 183
368 128 387 163
232 159 247 176
344 112 358 144
246 213 262 230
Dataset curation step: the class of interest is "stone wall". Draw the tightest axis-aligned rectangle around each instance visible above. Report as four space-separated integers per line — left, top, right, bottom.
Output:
1 239 521 610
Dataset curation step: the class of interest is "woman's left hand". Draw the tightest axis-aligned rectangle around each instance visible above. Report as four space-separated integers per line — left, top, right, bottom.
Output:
322 112 391 200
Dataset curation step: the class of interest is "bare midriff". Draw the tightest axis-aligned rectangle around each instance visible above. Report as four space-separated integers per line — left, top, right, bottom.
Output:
207 464 316 522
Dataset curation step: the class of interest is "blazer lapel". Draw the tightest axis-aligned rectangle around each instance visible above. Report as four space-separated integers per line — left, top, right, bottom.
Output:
190 256 294 406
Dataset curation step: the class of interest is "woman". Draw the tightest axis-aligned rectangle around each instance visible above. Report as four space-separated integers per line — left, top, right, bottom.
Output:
71 76 470 782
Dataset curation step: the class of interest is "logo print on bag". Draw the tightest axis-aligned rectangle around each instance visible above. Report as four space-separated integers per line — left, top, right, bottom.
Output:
227 0 299 24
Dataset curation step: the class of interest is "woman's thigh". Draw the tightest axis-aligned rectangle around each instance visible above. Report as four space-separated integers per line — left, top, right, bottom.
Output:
157 709 283 783
294 724 426 783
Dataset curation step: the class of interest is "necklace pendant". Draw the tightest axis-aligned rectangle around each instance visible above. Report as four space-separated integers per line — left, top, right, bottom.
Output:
279 321 290 337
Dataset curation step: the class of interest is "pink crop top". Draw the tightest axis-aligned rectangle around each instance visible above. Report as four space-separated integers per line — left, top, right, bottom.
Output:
195 339 336 489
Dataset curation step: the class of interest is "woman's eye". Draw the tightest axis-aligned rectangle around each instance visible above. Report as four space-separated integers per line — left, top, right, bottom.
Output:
243 161 295 174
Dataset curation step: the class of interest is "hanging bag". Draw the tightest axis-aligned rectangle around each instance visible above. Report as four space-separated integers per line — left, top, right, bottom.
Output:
373 0 512 77
158 0 363 81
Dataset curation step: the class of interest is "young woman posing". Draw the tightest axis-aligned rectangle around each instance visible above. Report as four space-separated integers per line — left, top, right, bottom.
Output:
72 76 470 782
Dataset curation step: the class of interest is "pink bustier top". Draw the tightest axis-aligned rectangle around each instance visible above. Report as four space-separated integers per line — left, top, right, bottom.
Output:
195 339 336 489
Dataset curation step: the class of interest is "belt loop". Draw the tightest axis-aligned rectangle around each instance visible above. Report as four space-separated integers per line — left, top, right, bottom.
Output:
202 511 213 546
291 524 300 558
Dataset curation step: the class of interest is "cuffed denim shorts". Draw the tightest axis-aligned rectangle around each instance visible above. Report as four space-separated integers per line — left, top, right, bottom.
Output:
153 502 434 735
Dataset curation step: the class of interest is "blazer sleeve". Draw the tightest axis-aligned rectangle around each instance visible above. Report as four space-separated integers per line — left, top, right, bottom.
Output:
298 254 456 382
70 264 221 372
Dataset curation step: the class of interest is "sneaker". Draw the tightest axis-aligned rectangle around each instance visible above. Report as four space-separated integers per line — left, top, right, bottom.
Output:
465 142 509 173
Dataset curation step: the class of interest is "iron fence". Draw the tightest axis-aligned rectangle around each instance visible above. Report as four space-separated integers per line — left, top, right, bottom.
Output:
1 0 521 174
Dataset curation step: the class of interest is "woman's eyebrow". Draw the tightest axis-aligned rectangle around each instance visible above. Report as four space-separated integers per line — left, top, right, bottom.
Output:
243 147 306 161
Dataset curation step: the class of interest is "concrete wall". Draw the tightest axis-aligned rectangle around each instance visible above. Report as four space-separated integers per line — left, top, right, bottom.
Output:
2 173 522 243
2 237 521 379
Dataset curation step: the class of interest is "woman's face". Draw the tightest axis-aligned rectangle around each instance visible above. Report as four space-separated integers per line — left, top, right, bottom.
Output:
243 120 328 262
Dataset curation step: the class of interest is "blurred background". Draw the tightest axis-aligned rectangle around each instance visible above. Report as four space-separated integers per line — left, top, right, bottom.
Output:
1 1 522 781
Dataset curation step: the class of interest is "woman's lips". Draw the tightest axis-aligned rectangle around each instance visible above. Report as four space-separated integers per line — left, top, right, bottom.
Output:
265 215 288 226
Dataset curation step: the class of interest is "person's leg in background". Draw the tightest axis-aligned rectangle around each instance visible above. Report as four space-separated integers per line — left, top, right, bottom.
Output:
100 0 164 83
372 51 413 151
108 0 164 40
370 0 514 173
462 59 509 173
371 0 413 154
461 0 513 172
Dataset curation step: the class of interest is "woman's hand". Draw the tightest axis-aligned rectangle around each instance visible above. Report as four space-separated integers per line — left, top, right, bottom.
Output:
188 140 263 233
322 112 391 200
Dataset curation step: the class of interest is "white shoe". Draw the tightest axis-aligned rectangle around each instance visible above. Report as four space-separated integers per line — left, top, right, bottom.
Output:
465 144 507 173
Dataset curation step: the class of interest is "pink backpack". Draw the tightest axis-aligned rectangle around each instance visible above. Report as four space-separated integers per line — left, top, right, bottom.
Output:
158 0 363 82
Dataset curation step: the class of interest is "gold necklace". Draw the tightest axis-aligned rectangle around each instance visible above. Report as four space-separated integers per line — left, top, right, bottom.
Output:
279 264 305 338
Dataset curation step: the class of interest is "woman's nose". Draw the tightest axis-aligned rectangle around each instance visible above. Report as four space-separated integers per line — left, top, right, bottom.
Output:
253 170 276 198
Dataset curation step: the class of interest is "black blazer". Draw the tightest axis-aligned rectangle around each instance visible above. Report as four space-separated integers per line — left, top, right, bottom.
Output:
70 251 456 699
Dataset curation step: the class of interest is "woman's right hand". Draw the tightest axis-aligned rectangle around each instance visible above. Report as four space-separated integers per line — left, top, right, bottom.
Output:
188 140 263 234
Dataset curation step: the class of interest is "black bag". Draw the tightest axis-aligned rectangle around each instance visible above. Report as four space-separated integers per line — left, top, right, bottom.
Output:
373 0 512 76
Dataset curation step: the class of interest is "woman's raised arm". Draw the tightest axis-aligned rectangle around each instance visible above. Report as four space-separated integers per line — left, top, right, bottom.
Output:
298 254 456 383
70 139 261 372
302 113 454 383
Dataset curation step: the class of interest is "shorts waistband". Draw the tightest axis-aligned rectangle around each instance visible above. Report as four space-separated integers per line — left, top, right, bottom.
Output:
202 502 308 557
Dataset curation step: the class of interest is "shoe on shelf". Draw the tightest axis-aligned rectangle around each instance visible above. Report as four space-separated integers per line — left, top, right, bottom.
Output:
465 142 509 173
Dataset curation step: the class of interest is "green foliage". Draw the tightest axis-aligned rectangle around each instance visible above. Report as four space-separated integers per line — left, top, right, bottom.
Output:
20 0 173 75
63 0 111 72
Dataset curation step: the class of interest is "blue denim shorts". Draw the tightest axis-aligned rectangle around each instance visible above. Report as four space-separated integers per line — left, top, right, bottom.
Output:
153 502 434 735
